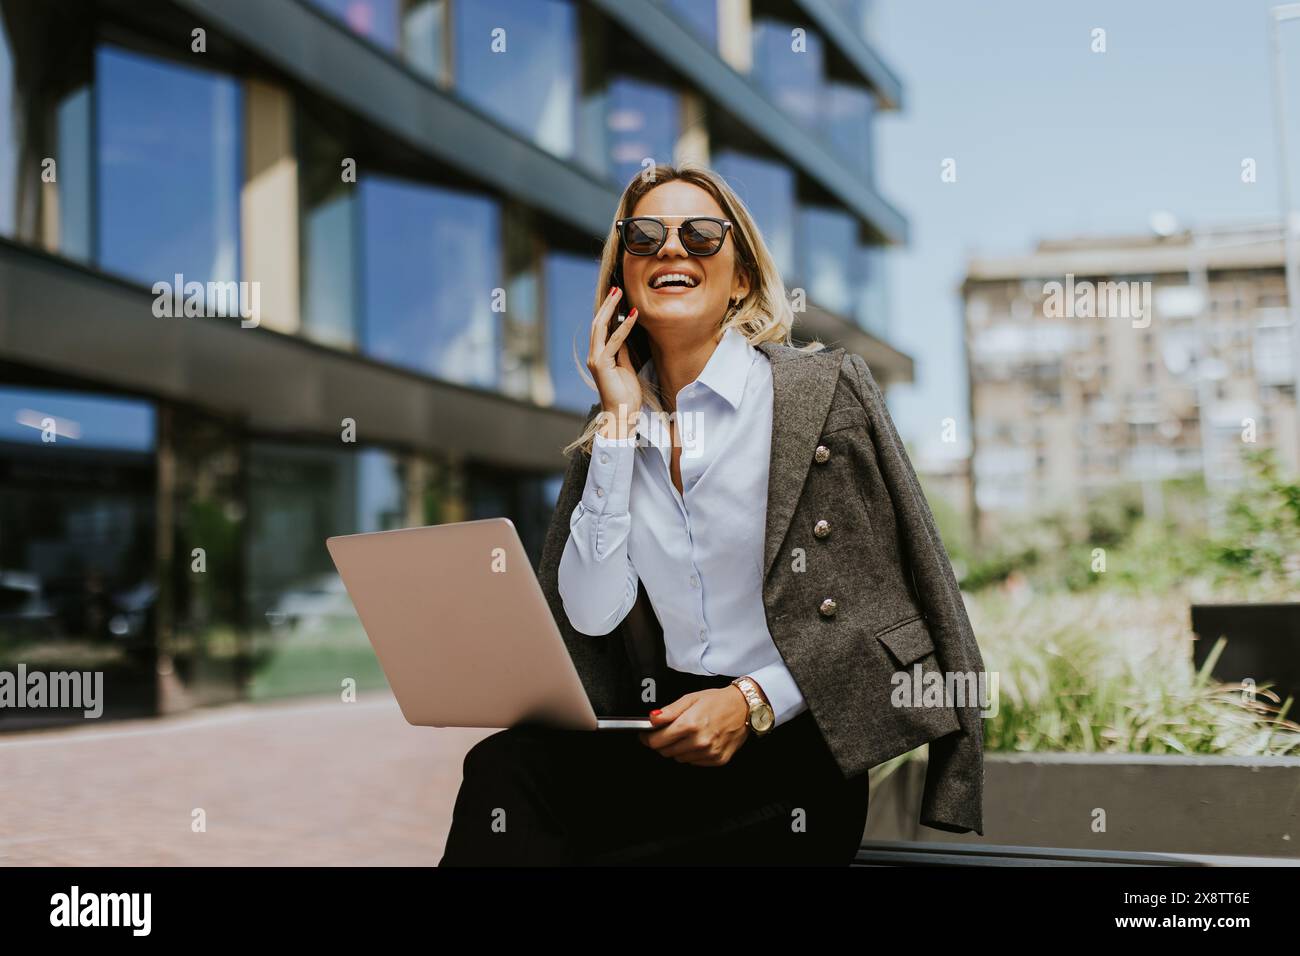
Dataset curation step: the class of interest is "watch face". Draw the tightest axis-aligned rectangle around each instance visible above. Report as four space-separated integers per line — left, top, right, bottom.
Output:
753 706 774 733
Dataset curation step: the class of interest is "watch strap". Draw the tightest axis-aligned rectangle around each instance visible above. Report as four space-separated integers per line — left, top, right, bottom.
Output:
731 676 774 736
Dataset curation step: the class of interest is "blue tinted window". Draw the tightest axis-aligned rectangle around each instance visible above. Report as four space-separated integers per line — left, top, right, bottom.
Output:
713 150 796 279
797 205 856 317
299 109 358 348
826 0 874 40
0 386 155 452
360 176 501 387
402 0 448 83
0 21 14 237
855 242 890 339
544 250 599 412
751 19 824 134
606 76 680 187
666 0 718 48
56 85 93 262
454 0 577 157
302 188 357 348
824 80 874 177
306 0 400 50
96 46 241 289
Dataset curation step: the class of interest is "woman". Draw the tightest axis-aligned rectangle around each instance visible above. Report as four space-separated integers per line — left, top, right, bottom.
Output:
439 163 984 867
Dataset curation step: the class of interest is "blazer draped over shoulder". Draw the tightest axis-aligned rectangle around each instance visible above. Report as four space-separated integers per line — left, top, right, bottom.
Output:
534 339 986 836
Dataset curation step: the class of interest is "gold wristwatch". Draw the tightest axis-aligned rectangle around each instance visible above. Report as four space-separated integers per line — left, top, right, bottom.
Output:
731 676 775 737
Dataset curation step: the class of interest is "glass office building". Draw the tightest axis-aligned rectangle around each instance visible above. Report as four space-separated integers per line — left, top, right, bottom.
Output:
0 0 909 727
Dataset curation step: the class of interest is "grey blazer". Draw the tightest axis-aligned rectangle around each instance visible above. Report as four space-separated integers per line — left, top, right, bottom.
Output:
535 339 986 836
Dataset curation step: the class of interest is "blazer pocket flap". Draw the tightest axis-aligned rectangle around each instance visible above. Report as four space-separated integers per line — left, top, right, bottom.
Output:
821 404 869 435
875 613 934 666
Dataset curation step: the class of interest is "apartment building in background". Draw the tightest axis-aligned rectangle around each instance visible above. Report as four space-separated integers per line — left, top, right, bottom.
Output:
962 221 1299 539
0 0 913 726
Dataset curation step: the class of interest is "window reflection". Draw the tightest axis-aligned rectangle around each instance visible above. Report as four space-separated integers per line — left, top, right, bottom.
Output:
0 16 15 238
299 107 358 348
713 150 796 279
360 175 501 387
0 386 158 727
0 3 93 257
56 84 93 262
466 463 563 568
401 0 449 84
96 45 241 292
751 17 825 135
606 76 680 187
245 443 405 699
826 0 876 41
666 0 718 48
306 0 401 51
545 250 599 412
500 205 544 401
855 242 890 339
454 0 577 158
824 80 874 178
797 204 856 317
168 406 245 707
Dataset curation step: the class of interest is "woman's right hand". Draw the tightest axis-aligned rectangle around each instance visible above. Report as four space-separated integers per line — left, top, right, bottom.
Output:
587 286 641 439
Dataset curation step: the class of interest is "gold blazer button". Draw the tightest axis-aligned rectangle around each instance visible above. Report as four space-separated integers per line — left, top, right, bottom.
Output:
819 597 838 617
814 519 831 538
814 444 831 464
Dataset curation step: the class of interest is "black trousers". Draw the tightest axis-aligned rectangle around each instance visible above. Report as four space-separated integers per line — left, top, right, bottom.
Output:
438 667 871 866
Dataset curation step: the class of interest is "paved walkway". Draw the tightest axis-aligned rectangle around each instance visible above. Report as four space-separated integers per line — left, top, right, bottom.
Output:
0 693 489 865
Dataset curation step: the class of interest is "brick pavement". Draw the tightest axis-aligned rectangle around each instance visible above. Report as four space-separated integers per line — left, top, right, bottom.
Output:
0 692 489 866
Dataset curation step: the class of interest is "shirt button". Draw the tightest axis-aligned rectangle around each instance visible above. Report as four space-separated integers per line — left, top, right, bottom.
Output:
689 574 700 588
599 452 609 464
698 627 707 639
595 486 604 497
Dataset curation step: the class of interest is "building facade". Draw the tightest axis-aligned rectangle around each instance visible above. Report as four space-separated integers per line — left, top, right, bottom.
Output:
962 221 1299 539
0 0 913 727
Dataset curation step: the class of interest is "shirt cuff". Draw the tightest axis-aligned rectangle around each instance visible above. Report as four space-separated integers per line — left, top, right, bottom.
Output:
582 432 636 515
746 663 808 729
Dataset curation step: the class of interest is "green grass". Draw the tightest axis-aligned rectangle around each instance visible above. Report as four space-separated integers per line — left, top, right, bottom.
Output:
966 587 1299 756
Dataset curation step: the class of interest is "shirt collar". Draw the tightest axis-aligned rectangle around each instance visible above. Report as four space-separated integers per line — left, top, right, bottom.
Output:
637 326 754 413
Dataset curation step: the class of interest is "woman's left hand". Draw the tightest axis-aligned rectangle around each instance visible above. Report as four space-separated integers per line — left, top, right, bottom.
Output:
638 687 751 766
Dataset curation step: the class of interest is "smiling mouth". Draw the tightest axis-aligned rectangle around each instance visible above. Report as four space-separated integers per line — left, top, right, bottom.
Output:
648 273 700 292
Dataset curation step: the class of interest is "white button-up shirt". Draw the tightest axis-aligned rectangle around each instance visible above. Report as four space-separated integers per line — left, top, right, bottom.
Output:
557 326 808 727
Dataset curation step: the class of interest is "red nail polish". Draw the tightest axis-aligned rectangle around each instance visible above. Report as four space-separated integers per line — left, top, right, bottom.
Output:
629 307 638 318
650 709 661 716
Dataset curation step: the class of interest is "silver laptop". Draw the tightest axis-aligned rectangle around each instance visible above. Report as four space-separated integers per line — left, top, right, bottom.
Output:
325 517 653 731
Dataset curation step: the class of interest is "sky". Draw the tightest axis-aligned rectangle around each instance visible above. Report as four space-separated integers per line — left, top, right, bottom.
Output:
870 0 1300 462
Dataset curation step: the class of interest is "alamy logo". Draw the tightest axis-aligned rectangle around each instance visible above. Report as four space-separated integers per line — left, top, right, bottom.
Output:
891 667 1000 718
151 273 261 327
1042 273 1151 328
0 664 103 718
50 886 151 936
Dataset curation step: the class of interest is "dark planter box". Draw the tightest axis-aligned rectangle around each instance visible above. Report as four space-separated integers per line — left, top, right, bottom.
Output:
866 753 1300 859
1190 602 1300 706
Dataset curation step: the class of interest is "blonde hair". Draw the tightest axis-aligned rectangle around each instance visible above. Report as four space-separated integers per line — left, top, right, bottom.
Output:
562 161 825 457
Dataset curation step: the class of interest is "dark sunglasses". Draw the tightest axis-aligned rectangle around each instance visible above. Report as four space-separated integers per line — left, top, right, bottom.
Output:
616 216 733 257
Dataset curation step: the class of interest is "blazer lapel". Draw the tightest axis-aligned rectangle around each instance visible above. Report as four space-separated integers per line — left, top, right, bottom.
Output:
756 341 847 582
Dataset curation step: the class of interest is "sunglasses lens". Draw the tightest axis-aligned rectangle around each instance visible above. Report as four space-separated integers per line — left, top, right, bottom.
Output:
681 219 726 255
623 219 665 254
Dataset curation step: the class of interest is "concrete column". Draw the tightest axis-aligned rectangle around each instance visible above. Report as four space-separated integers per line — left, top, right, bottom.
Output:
675 89 710 167
241 79 300 334
718 0 753 74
